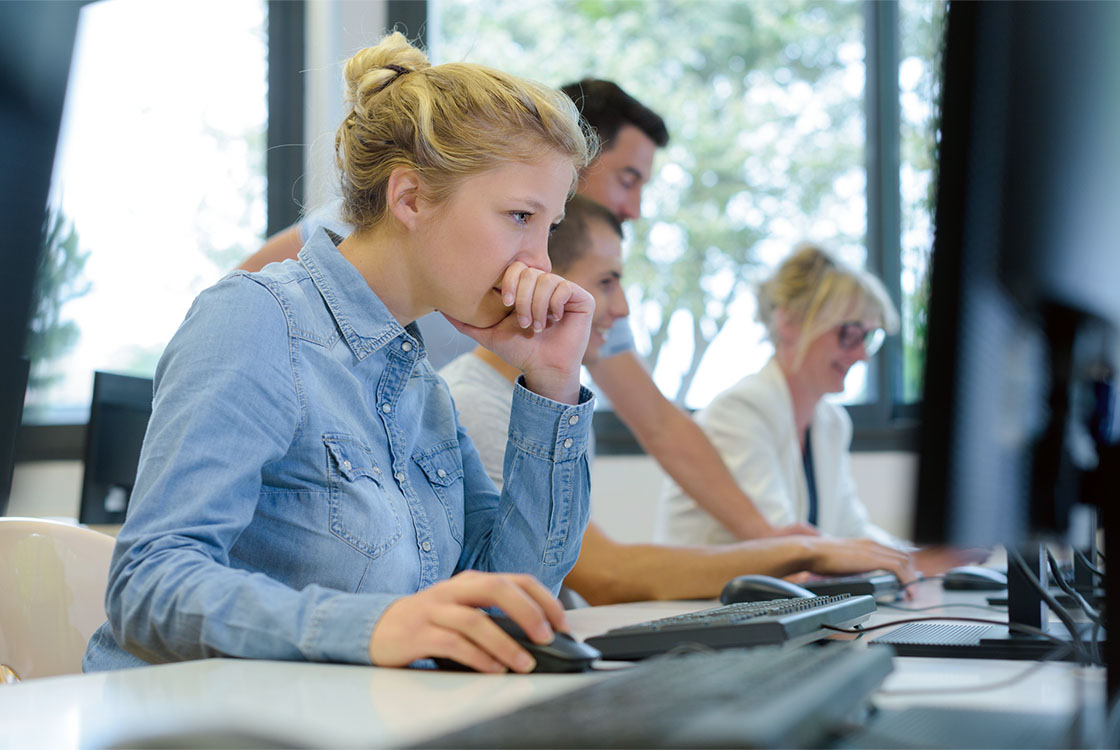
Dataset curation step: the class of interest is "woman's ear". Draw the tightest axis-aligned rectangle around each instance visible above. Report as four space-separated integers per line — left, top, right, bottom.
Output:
386 167 425 230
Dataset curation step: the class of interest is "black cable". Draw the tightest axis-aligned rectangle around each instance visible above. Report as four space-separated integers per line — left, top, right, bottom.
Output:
1074 547 1106 579
879 601 1003 614
1047 549 1103 627
876 642 1075 697
1006 549 1093 666
822 615 1084 658
827 611 1097 665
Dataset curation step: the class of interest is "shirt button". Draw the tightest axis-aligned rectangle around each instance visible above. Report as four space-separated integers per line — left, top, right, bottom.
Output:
372 466 381 474
437 469 447 478
402 341 413 352
421 541 433 552
342 460 352 470
395 472 406 482
568 414 579 426
381 404 392 414
563 438 574 449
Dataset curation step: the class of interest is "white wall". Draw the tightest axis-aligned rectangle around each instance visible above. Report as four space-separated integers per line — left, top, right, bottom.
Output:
9 452 918 543
588 452 917 544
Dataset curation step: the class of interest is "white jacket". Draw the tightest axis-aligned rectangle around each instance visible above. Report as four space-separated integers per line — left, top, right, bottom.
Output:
659 358 904 548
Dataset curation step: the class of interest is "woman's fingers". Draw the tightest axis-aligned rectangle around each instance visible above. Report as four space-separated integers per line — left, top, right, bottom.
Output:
500 263 590 333
368 571 567 673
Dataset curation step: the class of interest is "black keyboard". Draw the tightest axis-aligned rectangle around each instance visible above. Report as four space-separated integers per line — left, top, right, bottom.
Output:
804 573 902 600
585 594 876 660
413 642 895 749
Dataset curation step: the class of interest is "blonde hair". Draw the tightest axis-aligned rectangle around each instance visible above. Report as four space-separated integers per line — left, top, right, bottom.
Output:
756 243 900 367
335 32 598 231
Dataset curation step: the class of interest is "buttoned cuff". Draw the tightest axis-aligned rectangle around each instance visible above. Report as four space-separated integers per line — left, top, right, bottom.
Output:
300 590 401 665
507 378 594 462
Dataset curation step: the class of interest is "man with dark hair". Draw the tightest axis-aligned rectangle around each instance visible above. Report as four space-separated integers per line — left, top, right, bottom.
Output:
240 78 815 543
439 195 915 605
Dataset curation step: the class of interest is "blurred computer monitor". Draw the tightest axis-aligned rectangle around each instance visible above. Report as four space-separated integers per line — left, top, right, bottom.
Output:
911 0 1120 690
79 372 153 526
0 2 84 514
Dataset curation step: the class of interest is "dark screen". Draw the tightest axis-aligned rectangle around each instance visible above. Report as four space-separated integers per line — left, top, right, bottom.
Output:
80 372 153 525
914 0 1120 548
0 2 84 513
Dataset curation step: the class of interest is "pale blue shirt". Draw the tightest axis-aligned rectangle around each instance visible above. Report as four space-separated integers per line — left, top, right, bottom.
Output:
83 229 593 671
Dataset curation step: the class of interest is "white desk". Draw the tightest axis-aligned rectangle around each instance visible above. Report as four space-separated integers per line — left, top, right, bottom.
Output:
0 582 1105 749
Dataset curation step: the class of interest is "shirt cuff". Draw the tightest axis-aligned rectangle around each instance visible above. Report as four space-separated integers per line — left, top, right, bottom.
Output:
507 377 594 462
300 590 401 665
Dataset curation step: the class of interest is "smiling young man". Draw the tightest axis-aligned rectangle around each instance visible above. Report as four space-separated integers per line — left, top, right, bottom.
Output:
439 198 917 604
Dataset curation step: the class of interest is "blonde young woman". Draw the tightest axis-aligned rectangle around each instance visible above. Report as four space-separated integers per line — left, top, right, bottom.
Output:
84 33 597 675
662 245 974 576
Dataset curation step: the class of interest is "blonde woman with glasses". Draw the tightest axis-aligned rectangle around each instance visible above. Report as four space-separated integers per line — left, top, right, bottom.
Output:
661 244 981 577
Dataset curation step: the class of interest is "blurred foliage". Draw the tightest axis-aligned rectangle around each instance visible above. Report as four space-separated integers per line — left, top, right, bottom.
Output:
26 209 91 392
898 0 947 401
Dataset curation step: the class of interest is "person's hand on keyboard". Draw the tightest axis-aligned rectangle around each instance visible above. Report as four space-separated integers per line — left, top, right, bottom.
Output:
368 570 568 673
796 537 919 594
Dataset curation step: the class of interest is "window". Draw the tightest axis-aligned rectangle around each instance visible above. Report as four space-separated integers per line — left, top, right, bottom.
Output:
898 0 947 403
24 0 270 424
431 0 945 432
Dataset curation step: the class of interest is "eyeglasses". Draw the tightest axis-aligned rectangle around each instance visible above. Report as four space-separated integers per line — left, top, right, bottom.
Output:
837 322 886 356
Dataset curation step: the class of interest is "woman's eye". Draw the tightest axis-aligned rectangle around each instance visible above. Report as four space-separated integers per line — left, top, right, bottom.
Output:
511 211 531 225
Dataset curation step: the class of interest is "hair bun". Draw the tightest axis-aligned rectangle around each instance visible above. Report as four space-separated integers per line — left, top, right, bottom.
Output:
344 31 430 112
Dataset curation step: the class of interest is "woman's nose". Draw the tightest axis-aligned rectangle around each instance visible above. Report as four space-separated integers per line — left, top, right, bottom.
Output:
526 236 552 273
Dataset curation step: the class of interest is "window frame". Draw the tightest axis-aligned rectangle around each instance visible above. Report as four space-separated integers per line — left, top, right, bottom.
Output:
17 0 307 463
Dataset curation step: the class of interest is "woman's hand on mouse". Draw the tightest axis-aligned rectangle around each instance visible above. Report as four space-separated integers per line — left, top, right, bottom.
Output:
446 262 594 405
368 570 569 673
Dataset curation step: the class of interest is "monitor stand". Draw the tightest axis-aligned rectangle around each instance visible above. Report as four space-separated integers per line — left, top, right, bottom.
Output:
873 543 1098 662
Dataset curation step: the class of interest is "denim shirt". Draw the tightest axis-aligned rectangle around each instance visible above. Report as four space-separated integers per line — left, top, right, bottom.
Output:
83 229 593 671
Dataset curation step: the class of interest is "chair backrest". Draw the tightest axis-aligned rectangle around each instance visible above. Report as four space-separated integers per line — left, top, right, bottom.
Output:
0 517 115 680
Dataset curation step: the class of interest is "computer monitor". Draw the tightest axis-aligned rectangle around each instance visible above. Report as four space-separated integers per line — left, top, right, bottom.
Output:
912 0 1120 693
0 2 84 515
79 372 153 526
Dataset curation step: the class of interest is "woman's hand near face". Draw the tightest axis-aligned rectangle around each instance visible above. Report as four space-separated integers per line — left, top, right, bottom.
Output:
447 261 594 404
368 570 569 673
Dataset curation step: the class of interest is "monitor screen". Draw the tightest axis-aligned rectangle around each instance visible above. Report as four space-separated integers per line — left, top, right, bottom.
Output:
80 372 153 525
914 0 1120 549
0 2 83 513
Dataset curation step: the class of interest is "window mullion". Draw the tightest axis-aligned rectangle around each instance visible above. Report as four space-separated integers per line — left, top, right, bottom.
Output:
864 0 902 423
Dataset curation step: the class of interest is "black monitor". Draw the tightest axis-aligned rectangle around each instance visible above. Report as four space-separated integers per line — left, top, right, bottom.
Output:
911 0 1120 694
79 372 154 526
0 2 84 514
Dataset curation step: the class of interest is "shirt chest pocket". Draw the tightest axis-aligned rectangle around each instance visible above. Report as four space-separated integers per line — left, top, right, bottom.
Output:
325 435 402 560
413 441 465 545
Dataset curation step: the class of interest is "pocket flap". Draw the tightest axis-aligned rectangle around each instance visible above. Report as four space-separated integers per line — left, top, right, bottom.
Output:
324 436 384 484
413 441 464 487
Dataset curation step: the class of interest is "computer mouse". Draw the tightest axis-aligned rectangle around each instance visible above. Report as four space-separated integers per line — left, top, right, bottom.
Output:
433 613 600 673
719 574 817 604
942 565 1008 591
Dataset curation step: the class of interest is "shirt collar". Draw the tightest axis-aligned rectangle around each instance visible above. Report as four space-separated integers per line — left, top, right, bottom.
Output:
298 227 423 360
